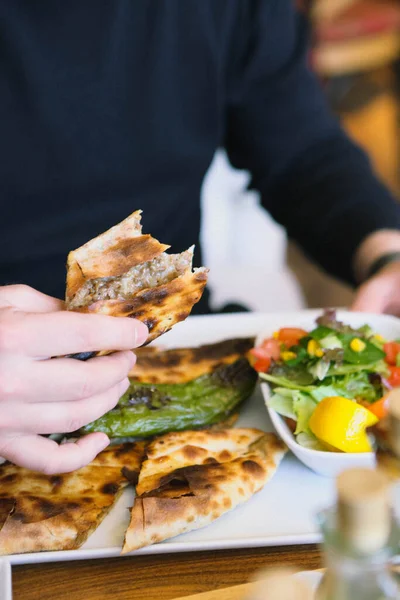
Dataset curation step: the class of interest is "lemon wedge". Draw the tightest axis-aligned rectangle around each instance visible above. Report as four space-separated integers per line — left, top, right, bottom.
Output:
309 396 378 453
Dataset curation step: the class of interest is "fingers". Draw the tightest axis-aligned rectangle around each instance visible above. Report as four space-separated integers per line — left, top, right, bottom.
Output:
352 262 400 315
3 351 136 403
0 432 110 474
0 310 148 357
352 280 389 314
0 284 63 312
1 378 130 434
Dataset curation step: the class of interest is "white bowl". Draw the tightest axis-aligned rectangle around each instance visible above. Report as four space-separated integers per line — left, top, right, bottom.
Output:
261 381 376 477
255 309 400 477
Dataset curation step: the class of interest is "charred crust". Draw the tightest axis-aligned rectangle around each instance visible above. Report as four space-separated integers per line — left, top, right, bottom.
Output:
241 460 264 477
143 318 157 331
101 482 119 495
12 511 28 523
50 475 63 487
177 312 189 321
134 338 255 371
114 442 137 456
125 385 171 409
181 445 207 461
37 498 59 517
122 467 139 485
203 457 219 465
0 473 17 483
211 358 257 389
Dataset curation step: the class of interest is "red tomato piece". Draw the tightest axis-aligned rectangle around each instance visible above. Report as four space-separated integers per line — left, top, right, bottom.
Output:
384 342 400 366
278 328 308 348
253 357 271 373
249 347 271 360
388 365 400 387
259 338 281 360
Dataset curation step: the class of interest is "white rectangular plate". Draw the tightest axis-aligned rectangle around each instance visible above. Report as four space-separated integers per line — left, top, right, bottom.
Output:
0 558 12 600
9 310 400 565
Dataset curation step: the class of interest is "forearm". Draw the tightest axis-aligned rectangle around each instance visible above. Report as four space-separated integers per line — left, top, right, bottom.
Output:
224 1 400 288
266 134 400 286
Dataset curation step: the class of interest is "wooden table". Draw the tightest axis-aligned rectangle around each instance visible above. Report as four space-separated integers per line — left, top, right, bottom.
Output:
13 545 322 600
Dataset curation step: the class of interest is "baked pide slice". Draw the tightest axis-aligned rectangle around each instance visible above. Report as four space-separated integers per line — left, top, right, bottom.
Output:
121 429 287 553
129 337 256 384
65 210 208 347
0 441 146 555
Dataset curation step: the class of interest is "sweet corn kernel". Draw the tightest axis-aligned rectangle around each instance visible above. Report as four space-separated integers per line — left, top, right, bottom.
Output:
281 351 297 361
350 338 366 353
273 331 279 339
373 334 384 342
307 339 322 357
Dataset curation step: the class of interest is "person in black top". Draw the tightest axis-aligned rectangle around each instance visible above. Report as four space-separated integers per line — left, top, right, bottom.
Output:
1 0 400 472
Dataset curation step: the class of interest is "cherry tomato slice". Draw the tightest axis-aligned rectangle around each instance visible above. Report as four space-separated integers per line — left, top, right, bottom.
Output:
278 328 308 349
388 365 400 387
249 347 271 360
259 338 281 360
253 357 271 373
384 342 400 366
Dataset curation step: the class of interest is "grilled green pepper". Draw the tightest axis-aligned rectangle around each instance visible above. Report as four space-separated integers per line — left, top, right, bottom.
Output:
80 358 257 438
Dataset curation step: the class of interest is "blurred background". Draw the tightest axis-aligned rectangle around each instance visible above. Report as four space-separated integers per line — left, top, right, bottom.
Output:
200 0 400 313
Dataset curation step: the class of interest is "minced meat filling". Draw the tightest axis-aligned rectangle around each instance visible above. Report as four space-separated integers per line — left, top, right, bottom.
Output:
68 250 192 309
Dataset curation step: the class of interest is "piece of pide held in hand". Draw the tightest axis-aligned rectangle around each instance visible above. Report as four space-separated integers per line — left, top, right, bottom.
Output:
0 442 146 555
65 210 209 350
121 429 287 553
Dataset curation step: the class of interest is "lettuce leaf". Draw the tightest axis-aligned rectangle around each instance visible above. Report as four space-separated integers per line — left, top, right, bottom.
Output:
315 310 366 336
330 371 383 403
260 371 314 391
328 361 387 376
268 391 296 420
296 432 326 451
319 334 343 350
268 388 317 435
309 385 342 403
293 393 317 435
263 362 315 387
308 359 330 381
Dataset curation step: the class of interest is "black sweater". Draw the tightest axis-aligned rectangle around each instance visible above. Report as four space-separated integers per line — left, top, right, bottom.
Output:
1 0 400 312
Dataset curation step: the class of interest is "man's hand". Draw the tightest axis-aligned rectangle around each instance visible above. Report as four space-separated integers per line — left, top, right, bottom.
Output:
351 229 400 315
0 285 148 474
352 261 400 315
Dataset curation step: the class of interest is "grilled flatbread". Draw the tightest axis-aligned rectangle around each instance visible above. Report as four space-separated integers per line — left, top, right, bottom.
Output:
130 337 256 383
65 210 208 346
0 441 146 555
122 429 287 553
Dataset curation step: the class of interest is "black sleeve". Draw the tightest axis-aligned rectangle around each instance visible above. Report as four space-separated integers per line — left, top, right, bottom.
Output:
224 0 400 285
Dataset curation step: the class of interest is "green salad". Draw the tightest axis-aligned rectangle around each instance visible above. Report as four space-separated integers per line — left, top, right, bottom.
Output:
251 310 395 452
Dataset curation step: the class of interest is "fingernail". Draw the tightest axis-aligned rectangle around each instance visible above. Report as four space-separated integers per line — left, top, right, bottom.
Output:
125 350 136 370
132 321 149 347
118 377 130 395
96 434 110 452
